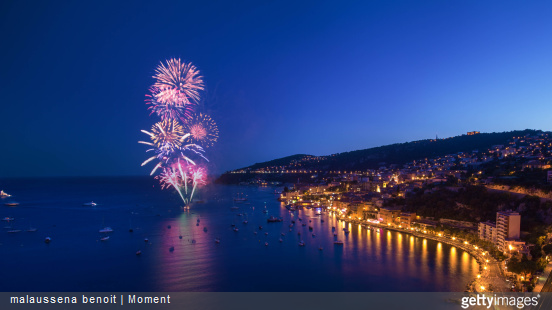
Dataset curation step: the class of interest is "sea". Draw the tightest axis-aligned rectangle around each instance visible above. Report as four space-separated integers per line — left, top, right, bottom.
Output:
0 177 478 292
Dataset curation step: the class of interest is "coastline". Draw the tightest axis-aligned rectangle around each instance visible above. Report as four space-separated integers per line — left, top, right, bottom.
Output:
336 216 508 292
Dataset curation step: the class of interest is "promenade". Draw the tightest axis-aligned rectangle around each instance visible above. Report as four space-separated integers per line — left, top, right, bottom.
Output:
535 262 552 292
339 217 510 292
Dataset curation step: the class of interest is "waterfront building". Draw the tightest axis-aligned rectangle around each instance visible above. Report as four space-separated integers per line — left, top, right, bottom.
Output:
478 221 497 244
378 207 401 225
496 211 521 252
398 212 416 228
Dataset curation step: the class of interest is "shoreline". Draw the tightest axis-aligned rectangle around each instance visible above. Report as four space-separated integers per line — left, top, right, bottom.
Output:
337 216 508 292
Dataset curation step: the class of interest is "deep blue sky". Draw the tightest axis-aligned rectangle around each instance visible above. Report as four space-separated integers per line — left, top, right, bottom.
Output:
1 1 551 178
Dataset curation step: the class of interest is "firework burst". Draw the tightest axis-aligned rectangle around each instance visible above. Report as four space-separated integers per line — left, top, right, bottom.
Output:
153 59 204 108
140 58 216 207
141 119 185 151
185 113 219 148
146 86 195 120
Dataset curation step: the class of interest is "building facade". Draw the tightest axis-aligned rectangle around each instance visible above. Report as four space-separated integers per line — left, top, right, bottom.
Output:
496 211 521 252
478 221 497 244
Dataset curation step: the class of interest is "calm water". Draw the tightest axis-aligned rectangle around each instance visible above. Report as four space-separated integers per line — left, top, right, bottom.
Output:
0 177 478 292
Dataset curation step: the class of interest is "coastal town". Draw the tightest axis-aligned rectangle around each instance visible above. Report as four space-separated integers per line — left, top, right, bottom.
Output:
232 131 552 293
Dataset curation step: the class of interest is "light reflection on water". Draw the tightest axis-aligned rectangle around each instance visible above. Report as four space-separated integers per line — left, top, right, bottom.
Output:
1 179 478 291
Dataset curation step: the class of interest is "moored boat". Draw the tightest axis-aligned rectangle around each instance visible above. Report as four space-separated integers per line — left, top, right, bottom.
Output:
267 216 283 223
99 227 113 233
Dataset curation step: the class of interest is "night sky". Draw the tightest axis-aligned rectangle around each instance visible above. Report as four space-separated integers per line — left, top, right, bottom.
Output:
1 1 552 178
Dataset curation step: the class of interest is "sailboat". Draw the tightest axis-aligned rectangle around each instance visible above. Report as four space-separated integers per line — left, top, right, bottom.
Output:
233 193 247 202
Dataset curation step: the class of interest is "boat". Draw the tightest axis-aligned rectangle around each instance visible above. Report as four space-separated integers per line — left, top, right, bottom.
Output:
279 238 283 242
230 206 239 210
302 223 306 226
254 231 257 235
262 209 268 214
99 227 113 233
312 233 316 237
100 236 110 241
215 238 220 243
179 235 183 239
267 216 283 223
233 193 247 202
0 190 11 198
265 242 269 246
233 227 239 232
258 225 263 230
203 227 208 232
136 250 142 255
7 229 21 233
243 220 248 224
169 246 174 252
44 237 51 243
319 246 323 251
264 232 268 235
27 228 37 232
2 217 14 222
4 202 19 206
83 201 97 207
298 241 305 246
334 241 344 246
144 238 149 242
281 232 285 236
309 226 313 231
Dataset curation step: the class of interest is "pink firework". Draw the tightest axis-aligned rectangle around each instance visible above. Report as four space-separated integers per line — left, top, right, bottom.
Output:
190 166 207 187
146 86 195 120
153 58 204 116
185 113 218 148
156 166 181 190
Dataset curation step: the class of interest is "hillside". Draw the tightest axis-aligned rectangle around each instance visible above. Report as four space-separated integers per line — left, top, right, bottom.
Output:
216 129 543 184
